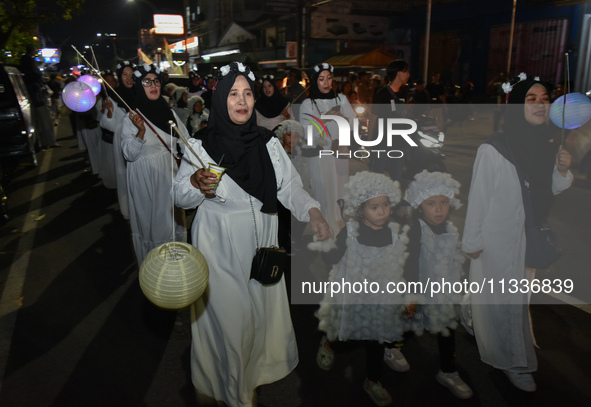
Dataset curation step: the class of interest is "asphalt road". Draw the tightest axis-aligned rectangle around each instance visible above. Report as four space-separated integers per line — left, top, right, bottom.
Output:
0 107 590 407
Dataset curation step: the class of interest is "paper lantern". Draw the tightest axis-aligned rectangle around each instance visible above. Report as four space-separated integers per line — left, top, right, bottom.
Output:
139 242 209 310
77 74 102 96
549 93 591 129
62 81 96 112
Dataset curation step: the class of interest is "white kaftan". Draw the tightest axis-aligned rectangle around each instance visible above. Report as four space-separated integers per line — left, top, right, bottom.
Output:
81 102 102 175
298 94 356 233
96 97 116 189
255 105 292 131
121 110 187 265
173 136 320 407
461 144 572 371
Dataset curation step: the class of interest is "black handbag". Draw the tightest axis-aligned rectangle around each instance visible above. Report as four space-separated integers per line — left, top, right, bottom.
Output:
508 143 562 269
249 197 287 285
102 129 114 144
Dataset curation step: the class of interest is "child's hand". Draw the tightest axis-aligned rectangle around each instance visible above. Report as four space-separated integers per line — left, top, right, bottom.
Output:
466 250 483 259
405 303 417 318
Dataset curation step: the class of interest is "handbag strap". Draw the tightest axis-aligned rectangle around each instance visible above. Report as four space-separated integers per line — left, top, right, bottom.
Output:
505 141 536 230
249 197 260 249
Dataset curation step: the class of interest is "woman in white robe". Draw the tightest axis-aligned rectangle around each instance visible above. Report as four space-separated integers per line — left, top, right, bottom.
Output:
462 74 572 392
298 63 357 234
121 63 187 266
255 74 291 131
173 62 332 407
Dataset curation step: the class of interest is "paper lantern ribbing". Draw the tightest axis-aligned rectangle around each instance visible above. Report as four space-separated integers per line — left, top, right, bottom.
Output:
139 242 209 310
549 93 591 130
62 81 96 113
77 74 102 96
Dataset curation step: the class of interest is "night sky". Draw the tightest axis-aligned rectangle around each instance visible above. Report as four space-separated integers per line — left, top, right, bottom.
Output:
40 0 183 48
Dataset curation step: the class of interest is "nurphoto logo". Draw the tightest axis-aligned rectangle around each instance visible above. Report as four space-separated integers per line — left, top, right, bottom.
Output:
304 114 418 159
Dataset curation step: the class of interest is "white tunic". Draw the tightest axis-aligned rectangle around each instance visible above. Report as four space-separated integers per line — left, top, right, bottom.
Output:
96 97 116 189
461 143 572 371
298 94 356 233
173 136 320 407
121 110 187 265
81 102 102 175
255 105 292 131
100 100 130 219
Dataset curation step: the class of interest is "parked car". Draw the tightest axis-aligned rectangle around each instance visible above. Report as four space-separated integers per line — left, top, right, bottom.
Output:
0 64 37 166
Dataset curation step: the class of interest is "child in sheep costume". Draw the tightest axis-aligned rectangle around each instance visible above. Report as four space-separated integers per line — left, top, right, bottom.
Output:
313 171 413 406
402 170 473 399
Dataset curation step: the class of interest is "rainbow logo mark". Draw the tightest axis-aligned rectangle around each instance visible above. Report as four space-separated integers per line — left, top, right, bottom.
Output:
303 113 329 138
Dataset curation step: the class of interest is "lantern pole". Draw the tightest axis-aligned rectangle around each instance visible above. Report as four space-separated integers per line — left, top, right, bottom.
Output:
561 52 569 147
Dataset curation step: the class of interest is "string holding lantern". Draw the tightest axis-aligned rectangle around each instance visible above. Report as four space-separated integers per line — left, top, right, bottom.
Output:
139 242 209 310
77 74 102 96
549 93 591 130
62 81 96 112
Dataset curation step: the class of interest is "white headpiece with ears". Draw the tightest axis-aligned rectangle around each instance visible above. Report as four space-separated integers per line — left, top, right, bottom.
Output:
404 170 462 209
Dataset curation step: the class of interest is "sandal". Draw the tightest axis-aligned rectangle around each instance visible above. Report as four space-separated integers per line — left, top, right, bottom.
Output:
316 335 334 371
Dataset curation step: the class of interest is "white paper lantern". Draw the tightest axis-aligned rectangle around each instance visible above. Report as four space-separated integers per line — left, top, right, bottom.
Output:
549 92 591 129
77 74 102 96
139 242 209 310
62 81 96 112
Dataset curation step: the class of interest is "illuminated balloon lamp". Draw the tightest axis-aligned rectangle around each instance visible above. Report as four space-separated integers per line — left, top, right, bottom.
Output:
77 74 102 96
139 242 209 310
62 81 96 112
549 92 591 129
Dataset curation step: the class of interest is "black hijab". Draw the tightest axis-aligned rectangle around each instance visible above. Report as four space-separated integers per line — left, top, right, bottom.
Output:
255 76 289 118
133 64 176 133
197 62 278 213
114 61 136 112
502 74 559 224
309 63 338 100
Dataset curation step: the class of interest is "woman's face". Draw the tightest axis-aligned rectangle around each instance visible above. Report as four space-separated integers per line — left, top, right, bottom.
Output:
361 195 391 230
121 67 134 89
227 75 254 125
524 84 550 126
343 82 352 93
263 80 274 97
194 101 203 113
142 73 161 101
317 71 333 94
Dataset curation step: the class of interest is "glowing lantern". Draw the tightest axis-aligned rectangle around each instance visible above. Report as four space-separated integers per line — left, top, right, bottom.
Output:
139 242 209 310
62 81 96 112
77 74 102 96
549 93 591 129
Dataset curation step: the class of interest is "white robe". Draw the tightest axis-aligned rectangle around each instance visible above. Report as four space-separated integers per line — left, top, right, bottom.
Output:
298 94 356 233
97 97 116 189
461 143 572 371
255 105 292 131
173 137 320 407
121 110 187 265
81 103 102 175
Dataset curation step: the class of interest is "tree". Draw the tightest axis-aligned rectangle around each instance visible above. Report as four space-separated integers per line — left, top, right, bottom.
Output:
0 0 85 63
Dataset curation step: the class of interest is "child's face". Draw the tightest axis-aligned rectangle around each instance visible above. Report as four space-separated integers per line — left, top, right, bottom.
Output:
361 196 391 230
194 101 204 113
420 195 450 226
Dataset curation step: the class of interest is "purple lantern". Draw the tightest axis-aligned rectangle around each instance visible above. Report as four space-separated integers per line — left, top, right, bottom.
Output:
549 92 591 130
62 81 96 113
77 74 102 96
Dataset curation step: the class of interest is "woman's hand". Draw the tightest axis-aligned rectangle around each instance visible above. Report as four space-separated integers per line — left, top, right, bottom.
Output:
190 168 219 195
466 249 483 259
129 112 146 140
308 207 333 241
281 107 290 118
102 97 114 117
556 146 572 177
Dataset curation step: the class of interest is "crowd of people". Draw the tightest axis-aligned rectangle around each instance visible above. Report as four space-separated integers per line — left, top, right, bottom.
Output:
36 57 573 406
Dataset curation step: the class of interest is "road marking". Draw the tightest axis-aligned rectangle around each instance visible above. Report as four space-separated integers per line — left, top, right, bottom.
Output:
0 149 53 394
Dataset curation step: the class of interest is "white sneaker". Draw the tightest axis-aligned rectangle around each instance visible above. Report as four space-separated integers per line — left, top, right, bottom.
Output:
503 370 537 392
436 370 474 399
383 347 410 372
